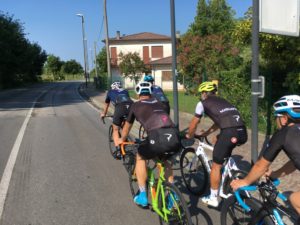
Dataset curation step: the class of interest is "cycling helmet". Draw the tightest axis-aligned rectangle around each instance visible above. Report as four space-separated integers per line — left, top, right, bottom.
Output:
198 81 217 93
111 81 122 90
135 82 152 95
273 95 300 119
144 75 154 83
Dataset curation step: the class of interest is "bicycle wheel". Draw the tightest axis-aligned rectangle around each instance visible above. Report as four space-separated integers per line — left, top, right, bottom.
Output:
123 145 136 174
180 147 208 195
158 182 192 225
108 125 116 158
128 158 138 198
221 194 275 225
138 124 147 141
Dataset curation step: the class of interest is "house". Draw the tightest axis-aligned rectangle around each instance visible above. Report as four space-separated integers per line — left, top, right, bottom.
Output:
106 31 183 90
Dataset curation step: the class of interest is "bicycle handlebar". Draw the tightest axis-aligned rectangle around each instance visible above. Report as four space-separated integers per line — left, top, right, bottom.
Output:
101 115 113 124
120 141 136 156
234 178 286 212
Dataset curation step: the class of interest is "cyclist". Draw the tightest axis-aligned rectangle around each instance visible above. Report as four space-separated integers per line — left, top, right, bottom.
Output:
100 81 133 159
118 81 180 207
144 74 170 114
185 81 248 207
231 95 300 219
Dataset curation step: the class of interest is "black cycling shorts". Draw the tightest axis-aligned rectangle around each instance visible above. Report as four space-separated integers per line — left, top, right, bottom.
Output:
138 127 180 160
213 126 247 164
113 102 132 127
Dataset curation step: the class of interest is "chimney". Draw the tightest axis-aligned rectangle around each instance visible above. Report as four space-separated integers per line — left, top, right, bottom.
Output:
116 31 120 40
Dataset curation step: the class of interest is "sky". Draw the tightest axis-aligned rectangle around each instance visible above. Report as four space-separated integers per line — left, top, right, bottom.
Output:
1 0 252 69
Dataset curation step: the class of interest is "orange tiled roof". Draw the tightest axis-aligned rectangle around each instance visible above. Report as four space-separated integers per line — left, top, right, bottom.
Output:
108 32 171 42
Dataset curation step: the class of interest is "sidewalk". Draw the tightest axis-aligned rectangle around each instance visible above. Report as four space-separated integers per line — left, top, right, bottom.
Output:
79 82 300 192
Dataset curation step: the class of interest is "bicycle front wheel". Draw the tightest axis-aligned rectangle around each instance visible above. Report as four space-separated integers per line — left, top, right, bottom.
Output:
221 194 275 225
180 147 208 195
158 182 192 225
108 125 116 158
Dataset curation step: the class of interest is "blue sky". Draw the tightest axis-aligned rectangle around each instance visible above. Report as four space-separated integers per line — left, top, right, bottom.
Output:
1 0 251 69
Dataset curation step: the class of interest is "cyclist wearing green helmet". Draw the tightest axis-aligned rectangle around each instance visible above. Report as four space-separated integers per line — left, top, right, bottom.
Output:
186 81 248 207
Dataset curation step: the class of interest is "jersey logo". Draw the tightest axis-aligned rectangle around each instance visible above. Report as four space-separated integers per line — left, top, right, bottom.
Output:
126 104 130 109
161 115 169 124
164 133 172 141
150 139 155 144
233 115 240 122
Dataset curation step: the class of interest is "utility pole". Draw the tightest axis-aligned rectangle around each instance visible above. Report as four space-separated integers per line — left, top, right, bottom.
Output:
104 0 112 88
94 41 98 78
76 14 88 87
170 0 179 128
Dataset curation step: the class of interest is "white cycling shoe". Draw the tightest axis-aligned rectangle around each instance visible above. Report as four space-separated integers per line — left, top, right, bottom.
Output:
201 195 219 207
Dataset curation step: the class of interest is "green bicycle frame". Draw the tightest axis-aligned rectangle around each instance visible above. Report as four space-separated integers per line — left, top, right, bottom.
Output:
148 160 182 222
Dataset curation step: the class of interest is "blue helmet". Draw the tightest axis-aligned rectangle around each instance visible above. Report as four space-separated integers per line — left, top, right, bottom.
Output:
144 75 154 83
273 95 300 119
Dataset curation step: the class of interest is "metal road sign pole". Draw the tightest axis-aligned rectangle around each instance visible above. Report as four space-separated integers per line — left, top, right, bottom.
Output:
251 0 260 163
170 0 179 128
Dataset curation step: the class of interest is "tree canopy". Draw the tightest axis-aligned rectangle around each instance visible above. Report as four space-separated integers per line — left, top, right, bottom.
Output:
0 12 47 88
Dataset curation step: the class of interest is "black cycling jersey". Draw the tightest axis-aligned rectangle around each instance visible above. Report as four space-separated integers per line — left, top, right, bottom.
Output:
127 97 173 132
196 95 245 129
263 123 300 170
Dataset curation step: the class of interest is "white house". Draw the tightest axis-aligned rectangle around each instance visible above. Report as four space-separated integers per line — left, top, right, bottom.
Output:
106 31 183 90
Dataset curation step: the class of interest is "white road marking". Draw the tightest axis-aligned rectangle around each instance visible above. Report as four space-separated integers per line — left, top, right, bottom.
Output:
0 90 47 219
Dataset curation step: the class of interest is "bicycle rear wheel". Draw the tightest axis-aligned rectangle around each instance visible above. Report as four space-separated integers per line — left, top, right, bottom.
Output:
180 147 208 195
158 182 192 225
221 194 275 225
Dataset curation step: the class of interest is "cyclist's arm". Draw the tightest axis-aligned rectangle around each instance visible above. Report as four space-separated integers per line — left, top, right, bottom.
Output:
231 157 271 190
269 160 296 178
101 102 110 117
186 116 201 138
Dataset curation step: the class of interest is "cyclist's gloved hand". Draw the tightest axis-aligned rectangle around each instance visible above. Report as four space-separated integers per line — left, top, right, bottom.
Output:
230 179 249 191
100 112 105 119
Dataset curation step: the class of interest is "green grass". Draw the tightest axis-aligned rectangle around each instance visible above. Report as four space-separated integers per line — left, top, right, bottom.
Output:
128 90 199 115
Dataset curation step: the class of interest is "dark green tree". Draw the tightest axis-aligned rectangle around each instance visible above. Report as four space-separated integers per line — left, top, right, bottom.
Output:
96 47 108 75
118 52 147 84
0 12 47 88
62 59 83 74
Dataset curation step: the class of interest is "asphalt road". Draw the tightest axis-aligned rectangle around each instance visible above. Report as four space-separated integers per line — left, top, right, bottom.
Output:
0 81 223 225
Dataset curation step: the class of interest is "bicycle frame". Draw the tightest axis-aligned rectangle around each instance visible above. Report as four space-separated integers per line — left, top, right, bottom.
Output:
235 179 293 225
193 138 240 198
148 161 182 222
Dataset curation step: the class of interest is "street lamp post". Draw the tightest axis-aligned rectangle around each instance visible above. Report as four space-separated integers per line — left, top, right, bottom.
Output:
104 0 112 88
76 13 88 87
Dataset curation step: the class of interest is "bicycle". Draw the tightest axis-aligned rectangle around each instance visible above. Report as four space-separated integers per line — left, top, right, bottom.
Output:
101 115 133 172
221 177 298 225
121 142 193 225
180 134 247 197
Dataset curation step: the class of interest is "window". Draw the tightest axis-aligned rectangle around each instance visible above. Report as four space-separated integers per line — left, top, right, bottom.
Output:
151 46 163 58
162 71 172 81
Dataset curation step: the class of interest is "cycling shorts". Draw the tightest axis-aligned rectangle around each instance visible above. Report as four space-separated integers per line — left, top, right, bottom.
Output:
113 102 132 127
213 126 247 164
138 127 180 160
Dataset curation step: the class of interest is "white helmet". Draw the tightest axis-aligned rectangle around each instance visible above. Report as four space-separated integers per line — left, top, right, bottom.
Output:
273 95 300 119
111 81 121 90
135 82 152 95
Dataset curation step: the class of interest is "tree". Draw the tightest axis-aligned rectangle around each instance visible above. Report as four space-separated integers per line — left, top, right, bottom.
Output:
62 59 83 74
177 32 242 93
118 52 147 84
44 55 64 80
189 0 235 37
232 7 300 97
96 47 108 75
0 12 47 88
